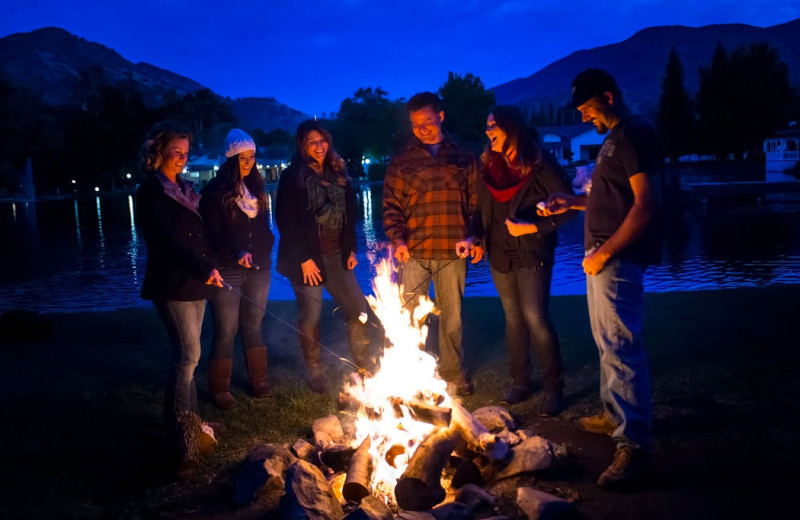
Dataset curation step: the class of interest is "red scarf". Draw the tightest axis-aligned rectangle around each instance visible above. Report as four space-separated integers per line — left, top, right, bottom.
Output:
483 151 526 202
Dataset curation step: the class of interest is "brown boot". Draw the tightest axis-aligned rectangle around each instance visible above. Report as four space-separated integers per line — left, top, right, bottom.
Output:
208 358 238 410
347 320 371 369
244 345 272 398
299 327 326 393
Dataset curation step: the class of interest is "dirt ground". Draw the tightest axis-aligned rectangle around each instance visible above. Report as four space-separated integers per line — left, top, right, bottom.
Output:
1 286 797 519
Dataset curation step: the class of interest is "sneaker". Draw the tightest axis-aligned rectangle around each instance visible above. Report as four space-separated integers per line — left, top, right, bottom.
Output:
577 412 617 435
596 446 651 489
540 390 563 416
446 377 474 396
501 386 531 405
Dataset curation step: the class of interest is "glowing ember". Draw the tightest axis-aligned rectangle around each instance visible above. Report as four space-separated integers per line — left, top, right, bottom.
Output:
342 258 454 504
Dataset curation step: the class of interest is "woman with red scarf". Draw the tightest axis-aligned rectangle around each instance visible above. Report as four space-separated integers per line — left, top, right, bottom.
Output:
457 106 574 413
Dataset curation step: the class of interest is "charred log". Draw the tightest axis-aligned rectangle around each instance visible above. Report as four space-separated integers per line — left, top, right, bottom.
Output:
394 426 460 511
343 437 373 503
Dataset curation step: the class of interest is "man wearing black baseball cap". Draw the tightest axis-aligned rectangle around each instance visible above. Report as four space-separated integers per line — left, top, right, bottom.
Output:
539 68 662 489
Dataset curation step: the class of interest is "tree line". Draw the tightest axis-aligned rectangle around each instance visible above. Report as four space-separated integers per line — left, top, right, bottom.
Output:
656 41 798 162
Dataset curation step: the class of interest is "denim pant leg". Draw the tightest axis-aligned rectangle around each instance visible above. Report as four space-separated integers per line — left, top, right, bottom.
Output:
239 268 270 349
153 299 205 425
292 282 323 339
491 267 532 388
322 254 368 322
399 257 433 314
431 258 466 381
517 266 563 392
586 256 652 450
208 267 244 360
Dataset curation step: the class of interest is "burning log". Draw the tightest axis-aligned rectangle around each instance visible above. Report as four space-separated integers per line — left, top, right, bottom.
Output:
394 426 460 511
338 392 452 427
450 401 509 462
342 436 372 503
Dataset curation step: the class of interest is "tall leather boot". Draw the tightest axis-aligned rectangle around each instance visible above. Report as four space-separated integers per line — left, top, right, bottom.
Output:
244 345 272 398
299 326 327 393
347 320 371 370
208 358 238 410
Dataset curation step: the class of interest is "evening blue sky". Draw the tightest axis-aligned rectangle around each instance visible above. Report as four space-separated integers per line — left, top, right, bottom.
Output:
2 1 798 116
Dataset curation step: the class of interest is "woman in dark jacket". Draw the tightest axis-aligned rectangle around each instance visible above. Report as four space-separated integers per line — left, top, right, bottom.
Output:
199 129 275 410
135 122 223 477
276 120 369 393
457 106 574 414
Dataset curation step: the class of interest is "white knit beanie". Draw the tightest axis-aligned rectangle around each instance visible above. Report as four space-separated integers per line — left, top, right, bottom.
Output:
224 128 256 158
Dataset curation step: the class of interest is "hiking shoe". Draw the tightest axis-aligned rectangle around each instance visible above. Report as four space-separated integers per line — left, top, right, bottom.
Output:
577 412 617 435
501 386 531 405
540 390 564 416
446 377 474 396
596 446 651 489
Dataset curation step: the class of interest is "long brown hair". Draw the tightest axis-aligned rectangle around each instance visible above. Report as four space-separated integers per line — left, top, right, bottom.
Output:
480 105 542 175
216 155 268 219
294 120 346 175
140 121 192 173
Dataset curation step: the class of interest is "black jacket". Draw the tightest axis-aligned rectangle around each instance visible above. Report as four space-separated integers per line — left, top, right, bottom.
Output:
468 152 575 271
135 173 216 301
275 162 357 285
199 176 275 270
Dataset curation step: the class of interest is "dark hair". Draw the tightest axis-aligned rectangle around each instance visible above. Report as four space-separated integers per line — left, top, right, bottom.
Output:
293 119 345 174
140 121 192 173
480 105 542 175
216 155 268 219
406 92 442 113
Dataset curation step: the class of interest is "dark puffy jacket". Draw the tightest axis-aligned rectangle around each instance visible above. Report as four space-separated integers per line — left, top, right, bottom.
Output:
275 162 357 285
136 173 216 301
468 152 575 270
199 176 275 270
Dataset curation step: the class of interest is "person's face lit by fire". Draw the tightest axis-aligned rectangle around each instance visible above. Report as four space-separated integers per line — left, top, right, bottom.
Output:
485 113 508 153
409 106 444 145
305 130 329 167
238 150 255 178
577 93 615 134
160 137 189 178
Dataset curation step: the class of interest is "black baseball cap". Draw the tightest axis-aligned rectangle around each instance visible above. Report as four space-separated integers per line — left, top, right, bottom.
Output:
571 68 621 108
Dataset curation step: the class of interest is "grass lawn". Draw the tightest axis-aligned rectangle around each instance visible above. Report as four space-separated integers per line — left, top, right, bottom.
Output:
1 285 797 519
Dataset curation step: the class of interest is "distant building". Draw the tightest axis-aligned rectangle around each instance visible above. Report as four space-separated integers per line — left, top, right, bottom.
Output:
184 153 290 186
536 124 606 164
764 124 800 172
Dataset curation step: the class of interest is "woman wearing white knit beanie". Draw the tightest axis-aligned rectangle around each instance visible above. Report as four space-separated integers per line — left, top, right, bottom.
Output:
199 129 275 409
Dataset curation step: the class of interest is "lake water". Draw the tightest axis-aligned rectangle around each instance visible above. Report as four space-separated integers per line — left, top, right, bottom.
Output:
2 182 799 313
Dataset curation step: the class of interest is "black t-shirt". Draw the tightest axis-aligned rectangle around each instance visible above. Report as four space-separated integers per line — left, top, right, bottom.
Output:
585 115 662 266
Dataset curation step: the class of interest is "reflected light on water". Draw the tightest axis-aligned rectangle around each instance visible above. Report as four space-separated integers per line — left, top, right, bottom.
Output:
96 196 105 268
74 199 82 246
128 195 137 281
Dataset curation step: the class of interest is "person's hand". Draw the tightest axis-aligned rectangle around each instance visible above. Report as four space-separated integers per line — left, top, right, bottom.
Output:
347 251 358 270
237 251 258 269
393 243 410 263
455 237 484 264
582 249 611 276
538 193 575 216
505 218 538 237
206 269 224 287
301 259 322 286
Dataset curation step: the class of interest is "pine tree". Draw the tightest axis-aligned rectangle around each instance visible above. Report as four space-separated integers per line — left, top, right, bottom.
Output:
656 48 694 162
697 41 735 159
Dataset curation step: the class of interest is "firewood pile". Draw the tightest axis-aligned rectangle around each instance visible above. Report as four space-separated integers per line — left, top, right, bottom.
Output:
232 401 575 519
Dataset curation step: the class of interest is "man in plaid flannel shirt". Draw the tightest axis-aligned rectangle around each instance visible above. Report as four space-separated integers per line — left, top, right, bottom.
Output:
383 92 483 395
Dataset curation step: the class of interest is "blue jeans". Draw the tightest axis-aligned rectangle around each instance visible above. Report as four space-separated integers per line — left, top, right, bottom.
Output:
153 299 206 425
208 266 271 359
491 265 563 392
291 252 368 337
401 257 466 381
586 253 652 450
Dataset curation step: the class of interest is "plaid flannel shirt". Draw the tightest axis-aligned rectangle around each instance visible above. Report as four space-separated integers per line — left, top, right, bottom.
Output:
383 137 478 260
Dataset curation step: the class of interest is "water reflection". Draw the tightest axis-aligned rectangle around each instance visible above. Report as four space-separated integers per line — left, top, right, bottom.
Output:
0 186 798 313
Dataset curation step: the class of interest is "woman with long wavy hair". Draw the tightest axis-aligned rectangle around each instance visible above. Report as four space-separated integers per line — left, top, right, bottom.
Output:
199 129 275 410
457 105 574 413
136 121 223 478
275 120 370 393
